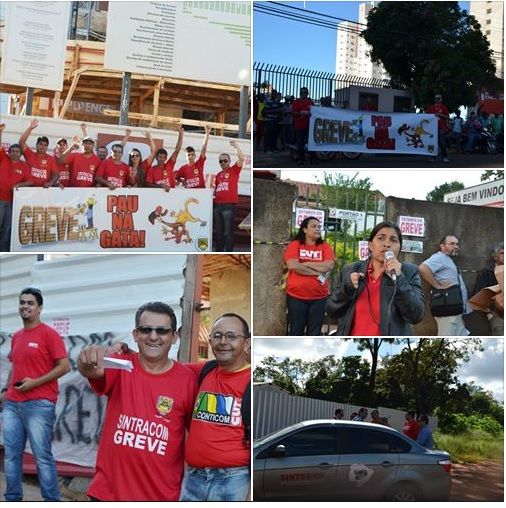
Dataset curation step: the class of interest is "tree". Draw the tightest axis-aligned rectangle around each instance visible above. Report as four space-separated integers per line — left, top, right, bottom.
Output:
481 170 504 182
342 338 397 405
426 181 465 201
379 338 483 414
362 2 500 111
253 356 308 395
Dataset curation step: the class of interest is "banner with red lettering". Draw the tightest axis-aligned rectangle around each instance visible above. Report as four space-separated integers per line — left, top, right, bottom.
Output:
11 188 213 252
308 106 438 155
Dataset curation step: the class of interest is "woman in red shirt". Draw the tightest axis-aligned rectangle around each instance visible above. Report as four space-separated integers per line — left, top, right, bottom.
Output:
284 217 335 335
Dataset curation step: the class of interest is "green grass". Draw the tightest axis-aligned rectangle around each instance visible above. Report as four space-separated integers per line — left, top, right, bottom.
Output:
434 430 504 463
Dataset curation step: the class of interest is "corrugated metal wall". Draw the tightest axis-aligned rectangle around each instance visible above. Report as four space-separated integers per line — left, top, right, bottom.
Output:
253 384 437 439
0 254 187 336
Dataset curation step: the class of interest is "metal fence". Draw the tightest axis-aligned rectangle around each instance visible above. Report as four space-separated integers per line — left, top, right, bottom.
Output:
254 62 391 107
253 384 439 440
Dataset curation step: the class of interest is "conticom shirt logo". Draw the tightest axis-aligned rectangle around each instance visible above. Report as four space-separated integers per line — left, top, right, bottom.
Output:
193 391 242 426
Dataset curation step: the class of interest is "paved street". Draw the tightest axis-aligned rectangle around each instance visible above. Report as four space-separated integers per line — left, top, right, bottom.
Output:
253 147 504 169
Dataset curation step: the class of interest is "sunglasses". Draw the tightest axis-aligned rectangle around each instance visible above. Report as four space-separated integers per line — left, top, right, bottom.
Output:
136 325 173 336
112 149 123 154
219 159 229 164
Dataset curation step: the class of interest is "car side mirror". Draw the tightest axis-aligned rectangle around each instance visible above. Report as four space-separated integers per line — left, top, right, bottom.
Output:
273 444 286 457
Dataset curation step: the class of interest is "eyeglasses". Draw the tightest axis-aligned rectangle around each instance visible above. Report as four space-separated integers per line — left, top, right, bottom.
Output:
136 325 173 336
130 153 140 158
209 331 247 342
219 159 229 164
112 149 123 154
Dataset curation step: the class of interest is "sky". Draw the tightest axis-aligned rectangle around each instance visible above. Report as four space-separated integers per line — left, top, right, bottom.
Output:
254 1 471 72
254 337 505 403
280 168 492 201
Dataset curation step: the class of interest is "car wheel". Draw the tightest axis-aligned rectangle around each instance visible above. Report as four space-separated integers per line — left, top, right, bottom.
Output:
485 140 498 155
385 482 422 502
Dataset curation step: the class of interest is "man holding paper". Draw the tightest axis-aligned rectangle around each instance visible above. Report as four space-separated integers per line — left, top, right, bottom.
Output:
77 301 197 501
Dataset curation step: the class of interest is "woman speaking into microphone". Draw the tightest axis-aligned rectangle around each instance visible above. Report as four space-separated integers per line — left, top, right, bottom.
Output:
326 221 424 336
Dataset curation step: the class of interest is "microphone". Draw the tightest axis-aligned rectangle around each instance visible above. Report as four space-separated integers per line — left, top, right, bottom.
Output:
385 250 397 281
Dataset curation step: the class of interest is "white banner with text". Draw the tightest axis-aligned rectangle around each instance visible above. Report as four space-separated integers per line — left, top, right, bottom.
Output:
308 106 438 155
11 188 213 252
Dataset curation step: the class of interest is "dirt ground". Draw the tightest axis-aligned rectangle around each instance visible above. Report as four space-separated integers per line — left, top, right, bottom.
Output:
449 460 504 501
0 448 502 501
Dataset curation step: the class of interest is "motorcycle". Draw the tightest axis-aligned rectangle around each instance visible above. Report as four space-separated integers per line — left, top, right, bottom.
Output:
461 126 498 155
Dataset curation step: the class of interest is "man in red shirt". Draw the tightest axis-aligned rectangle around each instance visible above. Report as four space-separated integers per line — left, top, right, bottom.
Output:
181 313 251 501
292 86 315 165
426 93 450 163
60 136 101 187
0 124 33 251
146 127 184 191
77 302 196 501
0 287 70 501
53 138 71 188
95 144 131 189
402 411 420 440
19 119 60 187
213 140 244 252
175 125 210 188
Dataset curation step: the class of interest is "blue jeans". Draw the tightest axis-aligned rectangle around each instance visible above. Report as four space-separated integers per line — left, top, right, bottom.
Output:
180 466 250 501
2 399 61 501
213 204 236 252
286 294 326 335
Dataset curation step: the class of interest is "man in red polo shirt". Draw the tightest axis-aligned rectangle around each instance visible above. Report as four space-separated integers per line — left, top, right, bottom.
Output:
175 125 210 189
146 127 184 192
19 119 59 187
60 136 101 187
0 124 33 251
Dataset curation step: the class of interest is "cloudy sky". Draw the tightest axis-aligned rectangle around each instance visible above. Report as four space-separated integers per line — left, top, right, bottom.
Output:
253 338 504 404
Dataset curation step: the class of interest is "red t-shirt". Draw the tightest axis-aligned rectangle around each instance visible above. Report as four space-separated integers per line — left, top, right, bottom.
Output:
176 156 206 188
87 355 197 501
53 148 70 187
0 150 32 201
214 163 242 204
350 264 382 336
185 362 250 469
96 158 130 188
284 240 334 300
292 98 314 129
23 147 58 186
403 420 420 440
65 152 101 187
146 160 176 188
6 322 67 403
426 103 449 130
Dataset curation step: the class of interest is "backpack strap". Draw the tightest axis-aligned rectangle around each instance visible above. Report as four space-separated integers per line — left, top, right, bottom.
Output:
198 359 218 386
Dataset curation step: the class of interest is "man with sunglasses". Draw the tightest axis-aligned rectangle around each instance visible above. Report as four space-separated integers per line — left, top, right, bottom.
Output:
213 140 245 251
180 313 251 501
77 302 197 501
1 287 70 501
94 144 132 189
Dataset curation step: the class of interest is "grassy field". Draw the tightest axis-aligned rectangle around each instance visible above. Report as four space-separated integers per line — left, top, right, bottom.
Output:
434 431 504 463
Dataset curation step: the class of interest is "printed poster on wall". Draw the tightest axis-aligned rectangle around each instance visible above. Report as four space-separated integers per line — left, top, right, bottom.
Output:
11 188 213 252
0 1 70 91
